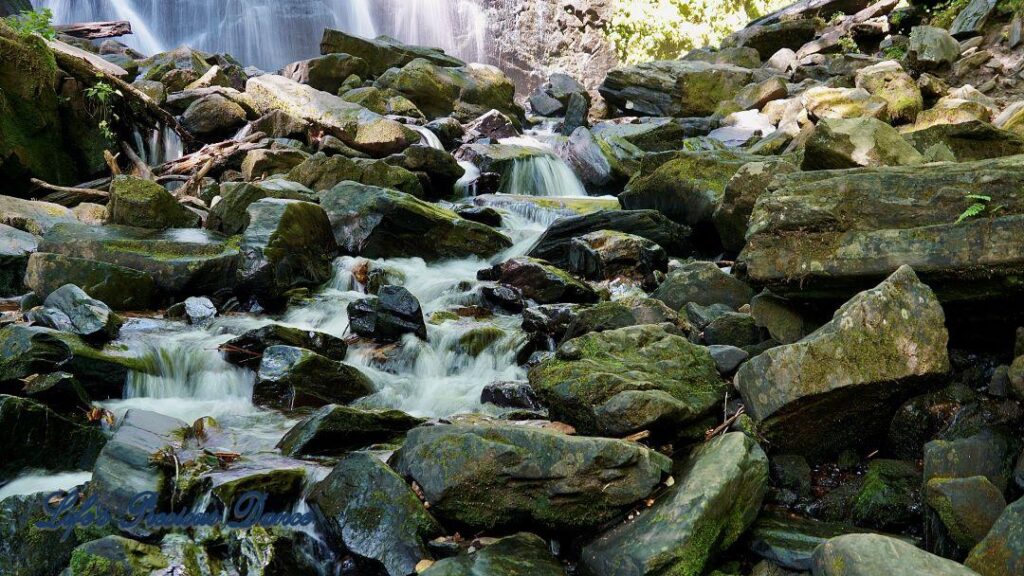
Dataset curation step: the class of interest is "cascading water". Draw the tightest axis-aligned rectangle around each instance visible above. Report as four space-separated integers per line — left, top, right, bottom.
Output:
496 135 589 198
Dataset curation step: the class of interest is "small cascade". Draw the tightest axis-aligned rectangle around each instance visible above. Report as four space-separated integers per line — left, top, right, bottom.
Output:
0 470 93 500
133 124 183 166
409 124 444 150
496 136 588 198
455 160 481 196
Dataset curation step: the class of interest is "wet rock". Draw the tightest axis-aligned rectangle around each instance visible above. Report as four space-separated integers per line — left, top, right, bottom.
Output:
0 491 82 576
847 459 922 531
278 405 424 457
106 176 200 230
803 117 924 170
529 323 724 437
455 206 501 227
812 533 978 575
709 345 750 374
527 210 690 270
390 144 465 201
21 370 90 411
222 323 348 366
908 26 961 70
0 324 73 382
652 261 754 311
925 476 1007 548
562 92 589 135
854 60 923 124
42 284 123 343
246 74 419 156
481 285 525 313
903 120 1024 162
321 181 512 261
424 117 464 149
348 285 428 341
748 513 893 572
67 535 169 576
479 257 597 305
713 159 799 253
239 148 310 181
319 28 465 77
287 152 423 195
254 345 373 410
735 266 950 457
600 60 756 117
924 429 1016 491
0 223 37 297
563 297 683 341
560 127 641 194
481 380 543 411
568 230 667 283
0 394 105 482
236 198 337 309
581 433 768 576
280 53 368 94
308 452 442 576
250 109 310 140
390 423 670 531
965 496 1024 576
463 109 520 141
182 296 216 327
421 533 565 576
206 179 316 235
704 312 762 348
180 93 248 142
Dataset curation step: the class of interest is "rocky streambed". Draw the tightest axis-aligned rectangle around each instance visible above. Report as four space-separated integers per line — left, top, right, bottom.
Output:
3 0 1024 575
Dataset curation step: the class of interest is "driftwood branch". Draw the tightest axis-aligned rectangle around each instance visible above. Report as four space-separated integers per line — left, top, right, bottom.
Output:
55 20 132 40
795 0 900 59
30 178 109 207
158 131 266 177
120 141 154 179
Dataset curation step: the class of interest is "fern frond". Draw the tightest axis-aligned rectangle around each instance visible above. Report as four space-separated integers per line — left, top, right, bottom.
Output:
956 203 986 224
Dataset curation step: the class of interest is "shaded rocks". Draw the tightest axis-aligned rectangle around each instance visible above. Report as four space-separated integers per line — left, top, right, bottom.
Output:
965 496 1024 576
599 60 755 117
308 452 442 576
903 120 1024 162
735 266 950 457
812 533 979 576
478 257 597 304
236 198 337 309
529 323 725 437
280 53 368 94
320 181 511 261
652 261 754 311
206 179 316 235
803 117 924 170
925 476 1007 548
481 381 544 411
421 533 565 576
527 210 690 269
568 230 667 283
390 423 670 531
221 322 348 367
180 93 248 142
278 405 425 457
106 176 200 229
319 29 465 77
254 345 373 410
67 535 168 576
38 283 123 343
0 394 105 482
581 433 768 576
348 285 428 341
0 224 37 297
0 492 81 576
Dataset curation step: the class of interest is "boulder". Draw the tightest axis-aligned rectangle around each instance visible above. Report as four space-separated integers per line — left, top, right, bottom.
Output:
908 26 961 70
308 452 442 576
924 430 1016 492
375 59 523 125
748 513 894 572
925 476 1007 548
749 291 816 344
561 297 682 340
0 196 78 236
914 97 993 130
950 0 999 38
479 257 598 304
106 176 200 229
246 74 418 156
67 536 169 576
480 381 544 411
0 223 37 296
529 323 725 437
221 323 348 367
347 285 428 341
652 261 754 311
581 433 768 576
965 496 1024 576
239 148 310 181
0 394 105 482
21 371 90 411
568 229 667 282
319 29 465 77
0 492 82 576
599 60 756 117
421 533 565 576
560 127 641 194
250 109 310 140
286 153 423 196
206 179 317 235
340 86 424 119
903 120 1024 162
527 210 690 269
735 266 950 457
278 405 424 457
280 53 368 94
854 60 923 124
713 159 799 253
23 253 158 311
179 94 248 142
739 156 1024 301
236 198 337 309
703 312 761 348
41 284 123 343
801 86 888 120
722 18 819 57
254 345 373 410
320 181 511 261
812 534 980 576
391 144 465 200
802 117 924 170
390 423 670 531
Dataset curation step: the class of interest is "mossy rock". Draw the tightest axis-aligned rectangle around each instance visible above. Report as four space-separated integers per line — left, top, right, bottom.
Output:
421 533 565 576
652 261 754 311
24 252 158 311
0 491 82 576
254 345 373 409
278 404 425 457
68 536 169 576
206 179 316 235
813 533 979 575
0 393 106 482
849 459 922 530
965 496 1024 576
926 476 1007 548
286 152 423 196
107 176 200 229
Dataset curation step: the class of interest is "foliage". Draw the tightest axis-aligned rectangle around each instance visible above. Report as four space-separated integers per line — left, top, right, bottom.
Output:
956 194 992 224
882 45 906 60
84 76 123 142
836 35 860 53
997 0 1024 14
930 0 971 28
605 0 791 64
3 8 56 40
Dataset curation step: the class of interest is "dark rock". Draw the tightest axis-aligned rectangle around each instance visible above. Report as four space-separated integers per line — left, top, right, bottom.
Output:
420 533 565 576
278 405 424 457
41 283 123 343
222 323 348 366
21 371 90 411
848 459 922 531
463 109 520 141
481 284 524 313
652 261 754 311
254 345 373 410
748 513 894 572
925 476 1006 548
709 344 750 374
107 176 200 230
0 324 73 382
563 297 682 341
813 533 977 575
280 53 368 94
425 117 464 150
479 257 597 305
904 120 1024 162
180 94 248 142
348 285 428 341
965 496 1024 576
0 223 37 297
0 394 105 482
703 312 762 348
455 206 502 227
481 380 543 411
723 18 818 57
0 491 82 576
23 253 157 311
924 429 1016 492
562 92 589 135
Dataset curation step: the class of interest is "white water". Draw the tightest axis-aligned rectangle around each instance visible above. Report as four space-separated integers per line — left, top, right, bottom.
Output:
409 124 444 150
33 0 486 72
496 135 589 198
0 470 92 500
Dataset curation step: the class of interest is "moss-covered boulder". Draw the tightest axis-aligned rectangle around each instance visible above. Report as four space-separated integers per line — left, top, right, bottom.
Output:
854 60 923 124
735 266 950 457
236 198 337 309
529 323 725 437
107 176 200 229
319 29 465 77
421 533 566 576
713 158 799 253
581 433 768 576
479 257 597 304
0 491 83 576
239 148 310 181
0 195 78 235
254 345 373 409
924 429 1017 492
320 181 511 261
0 394 105 482
390 423 670 531
803 117 924 170
848 459 922 531
281 53 368 94
926 476 1007 549
286 152 423 196
340 86 424 119
599 60 755 117
206 179 316 235
374 59 523 125
179 93 248 143
801 86 888 121
246 74 418 156
903 120 1024 162
24 252 157 311
652 261 754 311
221 322 348 367
563 297 682 340
965 496 1024 576
568 229 667 283
278 404 424 457
813 534 979 576
747 513 893 572
41 283 123 343
68 535 169 576
0 222 36 296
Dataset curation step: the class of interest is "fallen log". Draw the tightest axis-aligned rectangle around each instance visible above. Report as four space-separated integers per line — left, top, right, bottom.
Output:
157 131 266 177
795 0 900 59
30 178 109 207
55 20 132 40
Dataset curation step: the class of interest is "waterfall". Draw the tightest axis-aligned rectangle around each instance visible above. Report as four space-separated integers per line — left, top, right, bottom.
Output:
409 125 444 150
497 136 589 198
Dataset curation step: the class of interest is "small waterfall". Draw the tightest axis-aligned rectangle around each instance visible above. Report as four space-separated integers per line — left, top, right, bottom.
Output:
497 136 588 198
409 125 444 150
133 124 183 166
455 160 481 196
0 470 93 500
369 0 487 64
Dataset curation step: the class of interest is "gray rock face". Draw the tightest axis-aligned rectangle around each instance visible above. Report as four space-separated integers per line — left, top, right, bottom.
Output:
908 26 961 70
581 433 768 576
23 253 158 311
600 60 756 117
390 423 670 531
278 405 424 457
965 496 1024 576
280 53 368 94
221 323 348 367
479 257 598 305
308 452 442 576
41 284 123 343
652 261 754 311
735 266 950 457
254 345 373 410
812 534 980 576
348 285 428 341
